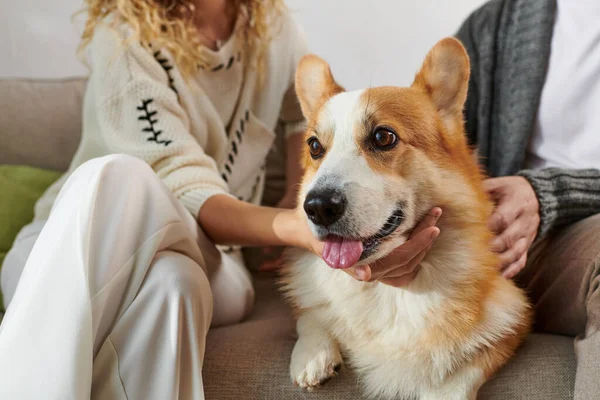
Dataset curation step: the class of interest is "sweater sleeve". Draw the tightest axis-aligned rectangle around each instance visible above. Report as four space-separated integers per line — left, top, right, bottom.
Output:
518 168 600 238
89 27 229 217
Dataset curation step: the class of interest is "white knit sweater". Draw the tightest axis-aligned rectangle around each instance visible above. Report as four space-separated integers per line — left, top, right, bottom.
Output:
34 12 308 221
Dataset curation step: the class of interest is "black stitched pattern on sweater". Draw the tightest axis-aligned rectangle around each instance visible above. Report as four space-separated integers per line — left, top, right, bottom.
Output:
137 99 172 146
153 50 178 95
221 109 250 184
197 49 242 72
244 166 265 202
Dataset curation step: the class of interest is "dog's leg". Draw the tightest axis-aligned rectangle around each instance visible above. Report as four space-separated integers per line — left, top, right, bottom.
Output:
419 365 484 400
290 311 343 391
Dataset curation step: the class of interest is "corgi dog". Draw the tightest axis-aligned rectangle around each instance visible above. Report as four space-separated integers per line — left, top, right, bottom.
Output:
280 38 531 400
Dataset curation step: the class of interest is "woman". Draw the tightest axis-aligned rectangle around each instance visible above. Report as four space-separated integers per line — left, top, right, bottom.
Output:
0 0 439 398
0 0 317 398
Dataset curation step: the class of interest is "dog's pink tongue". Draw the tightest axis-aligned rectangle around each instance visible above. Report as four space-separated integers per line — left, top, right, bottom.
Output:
323 237 363 269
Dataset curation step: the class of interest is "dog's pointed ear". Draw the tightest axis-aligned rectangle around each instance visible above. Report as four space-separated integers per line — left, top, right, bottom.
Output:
412 38 470 130
295 54 344 118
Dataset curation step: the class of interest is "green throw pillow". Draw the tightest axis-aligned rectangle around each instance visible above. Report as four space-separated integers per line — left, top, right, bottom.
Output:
0 165 62 310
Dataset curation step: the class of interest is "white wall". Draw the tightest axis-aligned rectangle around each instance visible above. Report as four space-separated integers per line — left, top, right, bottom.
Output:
286 0 486 89
1 0 487 88
0 0 87 78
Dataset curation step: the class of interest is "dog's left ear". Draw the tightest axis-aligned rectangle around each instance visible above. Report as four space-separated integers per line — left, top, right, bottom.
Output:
412 38 470 131
295 54 344 119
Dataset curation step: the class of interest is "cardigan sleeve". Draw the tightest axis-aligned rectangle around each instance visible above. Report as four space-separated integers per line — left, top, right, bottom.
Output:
454 0 505 148
518 168 600 238
455 1 600 239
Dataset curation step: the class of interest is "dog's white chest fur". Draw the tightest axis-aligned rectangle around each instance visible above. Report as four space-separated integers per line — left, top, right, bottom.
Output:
284 250 526 400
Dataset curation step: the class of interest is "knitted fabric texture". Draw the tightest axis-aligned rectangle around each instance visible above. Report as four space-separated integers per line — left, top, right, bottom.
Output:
33 13 308 220
456 0 600 238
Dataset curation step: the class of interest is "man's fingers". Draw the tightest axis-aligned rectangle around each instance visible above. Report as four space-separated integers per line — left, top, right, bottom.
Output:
501 252 527 279
380 244 429 279
488 202 520 234
409 207 442 239
482 177 510 195
354 265 371 281
497 236 528 268
379 267 420 288
490 217 527 253
348 213 441 283
371 226 439 276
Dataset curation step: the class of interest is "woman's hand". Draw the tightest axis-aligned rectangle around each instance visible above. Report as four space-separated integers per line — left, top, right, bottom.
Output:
483 176 540 279
345 208 441 288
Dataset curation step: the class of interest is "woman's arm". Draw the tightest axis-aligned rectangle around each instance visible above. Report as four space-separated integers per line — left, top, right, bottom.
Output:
198 194 322 254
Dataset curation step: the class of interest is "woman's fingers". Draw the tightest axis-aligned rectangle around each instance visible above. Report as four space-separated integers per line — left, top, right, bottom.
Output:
258 257 284 272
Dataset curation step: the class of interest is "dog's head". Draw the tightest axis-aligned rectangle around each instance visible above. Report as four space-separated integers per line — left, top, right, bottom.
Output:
295 38 479 269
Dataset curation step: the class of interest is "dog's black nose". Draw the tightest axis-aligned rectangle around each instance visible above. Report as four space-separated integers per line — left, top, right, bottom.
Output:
303 189 347 227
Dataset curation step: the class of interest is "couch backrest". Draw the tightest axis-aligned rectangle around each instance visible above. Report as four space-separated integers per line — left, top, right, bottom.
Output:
0 78 87 171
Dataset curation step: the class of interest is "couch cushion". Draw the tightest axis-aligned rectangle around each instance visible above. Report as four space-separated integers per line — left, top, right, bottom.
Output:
204 274 576 399
0 165 62 309
0 78 86 171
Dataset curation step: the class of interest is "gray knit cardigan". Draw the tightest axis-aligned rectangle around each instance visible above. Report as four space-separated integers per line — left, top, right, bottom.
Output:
455 0 600 239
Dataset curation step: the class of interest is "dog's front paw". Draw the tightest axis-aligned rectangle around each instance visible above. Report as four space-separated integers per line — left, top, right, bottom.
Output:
290 336 343 391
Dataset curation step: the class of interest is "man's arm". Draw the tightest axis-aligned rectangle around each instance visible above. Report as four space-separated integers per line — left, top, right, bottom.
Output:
456 2 600 240
519 168 600 238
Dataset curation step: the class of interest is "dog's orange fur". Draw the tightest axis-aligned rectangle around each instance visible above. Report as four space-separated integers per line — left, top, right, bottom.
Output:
283 38 531 398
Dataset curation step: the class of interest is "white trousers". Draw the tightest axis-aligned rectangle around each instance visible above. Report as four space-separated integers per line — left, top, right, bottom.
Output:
0 155 255 400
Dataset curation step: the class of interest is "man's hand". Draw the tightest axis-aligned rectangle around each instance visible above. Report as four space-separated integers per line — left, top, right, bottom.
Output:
483 176 540 279
348 208 441 288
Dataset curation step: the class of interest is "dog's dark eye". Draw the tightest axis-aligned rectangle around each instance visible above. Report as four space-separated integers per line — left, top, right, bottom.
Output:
371 127 398 150
307 137 325 159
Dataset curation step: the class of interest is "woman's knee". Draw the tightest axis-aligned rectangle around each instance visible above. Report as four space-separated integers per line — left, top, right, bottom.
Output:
75 154 155 189
148 251 213 312
209 255 255 327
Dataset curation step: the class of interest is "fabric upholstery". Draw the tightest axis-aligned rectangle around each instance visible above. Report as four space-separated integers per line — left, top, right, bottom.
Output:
0 76 577 398
203 274 576 399
0 78 86 170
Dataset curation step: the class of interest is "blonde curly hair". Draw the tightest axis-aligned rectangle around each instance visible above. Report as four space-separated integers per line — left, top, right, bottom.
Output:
79 0 286 78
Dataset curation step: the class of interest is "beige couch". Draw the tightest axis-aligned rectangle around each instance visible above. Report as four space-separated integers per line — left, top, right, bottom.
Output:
0 78 576 399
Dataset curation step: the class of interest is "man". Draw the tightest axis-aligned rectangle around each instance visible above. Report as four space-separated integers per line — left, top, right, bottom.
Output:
456 0 600 398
